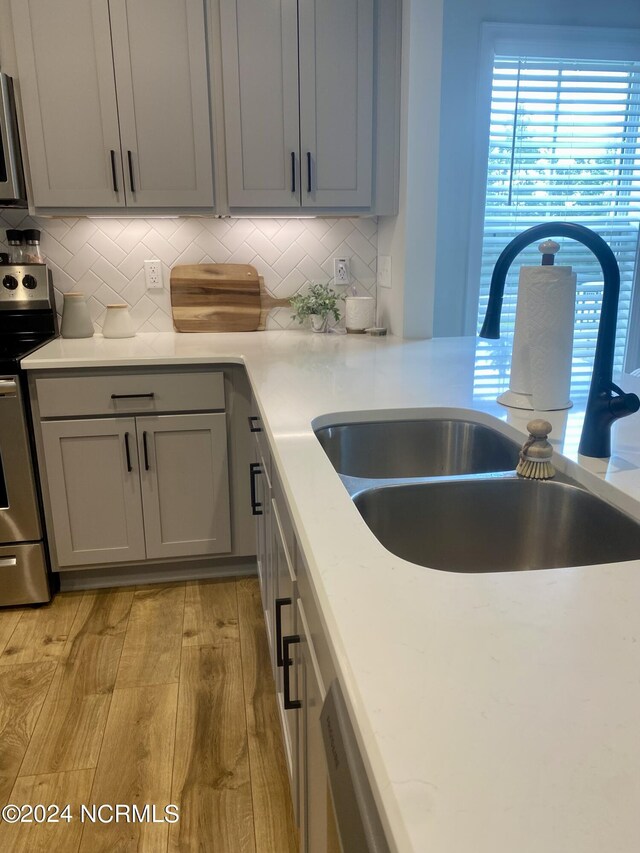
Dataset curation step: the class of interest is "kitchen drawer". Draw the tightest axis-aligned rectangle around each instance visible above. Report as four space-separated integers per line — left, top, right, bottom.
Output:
36 371 225 418
272 467 295 567
249 398 271 476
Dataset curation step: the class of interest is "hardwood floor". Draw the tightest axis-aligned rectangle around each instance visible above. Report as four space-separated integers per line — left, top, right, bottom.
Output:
0 578 298 853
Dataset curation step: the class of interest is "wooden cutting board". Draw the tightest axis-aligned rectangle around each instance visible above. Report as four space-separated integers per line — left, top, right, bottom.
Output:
170 263 290 332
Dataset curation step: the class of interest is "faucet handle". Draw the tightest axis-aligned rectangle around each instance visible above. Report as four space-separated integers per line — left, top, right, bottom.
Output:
538 240 560 266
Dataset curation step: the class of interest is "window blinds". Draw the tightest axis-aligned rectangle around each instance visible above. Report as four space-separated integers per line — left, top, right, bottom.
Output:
476 56 640 400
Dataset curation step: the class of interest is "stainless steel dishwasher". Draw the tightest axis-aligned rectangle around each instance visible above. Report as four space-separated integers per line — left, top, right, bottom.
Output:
320 679 391 853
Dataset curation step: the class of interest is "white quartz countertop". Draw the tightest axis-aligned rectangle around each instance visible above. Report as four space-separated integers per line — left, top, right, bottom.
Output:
22 332 640 853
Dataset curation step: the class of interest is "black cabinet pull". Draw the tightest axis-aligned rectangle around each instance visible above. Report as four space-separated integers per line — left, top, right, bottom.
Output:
291 151 296 193
275 597 292 667
142 431 150 471
110 149 119 193
283 634 301 709
248 415 262 433
306 151 312 193
124 432 132 473
249 462 263 516
127 150 136 193
111 393 155 400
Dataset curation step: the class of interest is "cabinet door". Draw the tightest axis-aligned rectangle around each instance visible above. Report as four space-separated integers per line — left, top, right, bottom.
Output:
11 0 124 207
109 0 214 208
137 414 231 560
40 418 145 567
272 501 298 793
220 0 300 207
298 0 374 208
296 600 341 853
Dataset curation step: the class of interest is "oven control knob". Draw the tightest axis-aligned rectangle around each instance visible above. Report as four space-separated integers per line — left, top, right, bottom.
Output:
22 274 38 290
2 275 18 290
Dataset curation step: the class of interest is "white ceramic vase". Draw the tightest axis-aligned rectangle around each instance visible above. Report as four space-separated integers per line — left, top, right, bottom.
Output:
61 292 94 339
102 304 136 338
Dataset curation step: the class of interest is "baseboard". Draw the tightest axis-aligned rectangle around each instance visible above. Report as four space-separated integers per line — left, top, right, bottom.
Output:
58 556 258 591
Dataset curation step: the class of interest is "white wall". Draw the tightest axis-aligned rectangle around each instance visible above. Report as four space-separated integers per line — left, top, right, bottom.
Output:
377 0 443 339
434 0 640 337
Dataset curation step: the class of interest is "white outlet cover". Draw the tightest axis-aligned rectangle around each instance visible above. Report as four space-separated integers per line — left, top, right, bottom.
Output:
334 257 350 284
144 260 163 290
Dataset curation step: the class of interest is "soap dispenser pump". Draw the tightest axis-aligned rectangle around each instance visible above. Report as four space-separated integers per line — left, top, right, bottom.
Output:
498 239 576 412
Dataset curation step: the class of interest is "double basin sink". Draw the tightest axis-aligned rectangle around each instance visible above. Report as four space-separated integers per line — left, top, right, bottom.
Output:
314 415 640 573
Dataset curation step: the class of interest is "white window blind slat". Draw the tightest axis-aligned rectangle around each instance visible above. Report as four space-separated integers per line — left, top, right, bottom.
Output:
476 55 640 401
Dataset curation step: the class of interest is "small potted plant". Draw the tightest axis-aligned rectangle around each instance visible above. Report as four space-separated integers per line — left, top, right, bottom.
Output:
289 282 341 333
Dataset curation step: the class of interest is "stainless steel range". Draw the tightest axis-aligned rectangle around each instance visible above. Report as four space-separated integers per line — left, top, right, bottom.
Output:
0 263 57 605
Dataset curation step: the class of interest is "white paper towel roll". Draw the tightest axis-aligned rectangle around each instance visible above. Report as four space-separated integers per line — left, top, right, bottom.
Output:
525 266 576 410
502 265 576 411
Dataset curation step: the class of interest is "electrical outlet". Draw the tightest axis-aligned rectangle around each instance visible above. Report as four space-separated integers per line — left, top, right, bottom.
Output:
378 255 392 289
144 260 163 290
333 257 350 285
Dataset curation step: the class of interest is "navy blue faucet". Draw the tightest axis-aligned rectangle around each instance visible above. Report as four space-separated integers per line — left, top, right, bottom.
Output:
479 222 639 458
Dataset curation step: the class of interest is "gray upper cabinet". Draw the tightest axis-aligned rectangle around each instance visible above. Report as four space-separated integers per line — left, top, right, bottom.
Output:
220 0 380 212
299 0 373 208
219 0 300 208
11 0 123 208
12 0 214 210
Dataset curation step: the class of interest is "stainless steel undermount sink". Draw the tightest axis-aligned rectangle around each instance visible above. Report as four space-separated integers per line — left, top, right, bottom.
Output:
315 418 520 479
353 478 640 572
315 412 640 572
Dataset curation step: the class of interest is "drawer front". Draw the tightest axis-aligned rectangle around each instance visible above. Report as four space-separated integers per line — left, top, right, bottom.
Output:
0 543 50 606
36 371 225 418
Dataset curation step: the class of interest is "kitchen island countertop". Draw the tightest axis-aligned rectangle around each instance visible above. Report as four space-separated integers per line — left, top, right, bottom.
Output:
22 331 640 853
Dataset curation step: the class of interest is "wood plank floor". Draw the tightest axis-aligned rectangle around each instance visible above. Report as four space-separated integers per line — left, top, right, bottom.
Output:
0 578 298 853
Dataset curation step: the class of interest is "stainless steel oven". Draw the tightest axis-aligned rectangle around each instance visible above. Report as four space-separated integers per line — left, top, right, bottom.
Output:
0 375 49 604
0 263 57 606
0 72 27 207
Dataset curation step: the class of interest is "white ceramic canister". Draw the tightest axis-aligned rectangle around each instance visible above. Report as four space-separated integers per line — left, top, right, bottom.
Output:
60 292 94 339
102 304 136 338
345 296 375 334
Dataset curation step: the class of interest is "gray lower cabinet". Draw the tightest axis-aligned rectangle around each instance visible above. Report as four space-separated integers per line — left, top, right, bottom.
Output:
138 414 230 559
250 413 340 853
40 417 147 567
220 0 379 211
295 598 341 853
12 0 214 210
41 413 231 568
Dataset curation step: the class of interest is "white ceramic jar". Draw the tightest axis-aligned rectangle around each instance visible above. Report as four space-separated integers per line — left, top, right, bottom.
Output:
345 296 375 334
102 304 135 338
60 292 94 339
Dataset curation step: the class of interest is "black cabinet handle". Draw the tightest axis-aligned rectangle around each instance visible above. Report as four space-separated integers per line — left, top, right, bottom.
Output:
124 432 132 473
283 634 301 710
275 597 292 667
110 149 119 193
306 151 312 193
291 151 296 193
127 150 136 193
142 431 150 471
111 393 155 400
248 415 262 433
249 462 263 516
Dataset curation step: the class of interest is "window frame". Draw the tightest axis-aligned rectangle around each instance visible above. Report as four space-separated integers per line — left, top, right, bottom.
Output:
468 23 640 371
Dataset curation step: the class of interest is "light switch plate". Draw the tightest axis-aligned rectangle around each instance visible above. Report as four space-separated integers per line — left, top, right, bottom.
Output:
378 255 391 289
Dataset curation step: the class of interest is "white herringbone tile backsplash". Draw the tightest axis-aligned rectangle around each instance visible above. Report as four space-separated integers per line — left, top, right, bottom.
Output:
0 212 377 332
